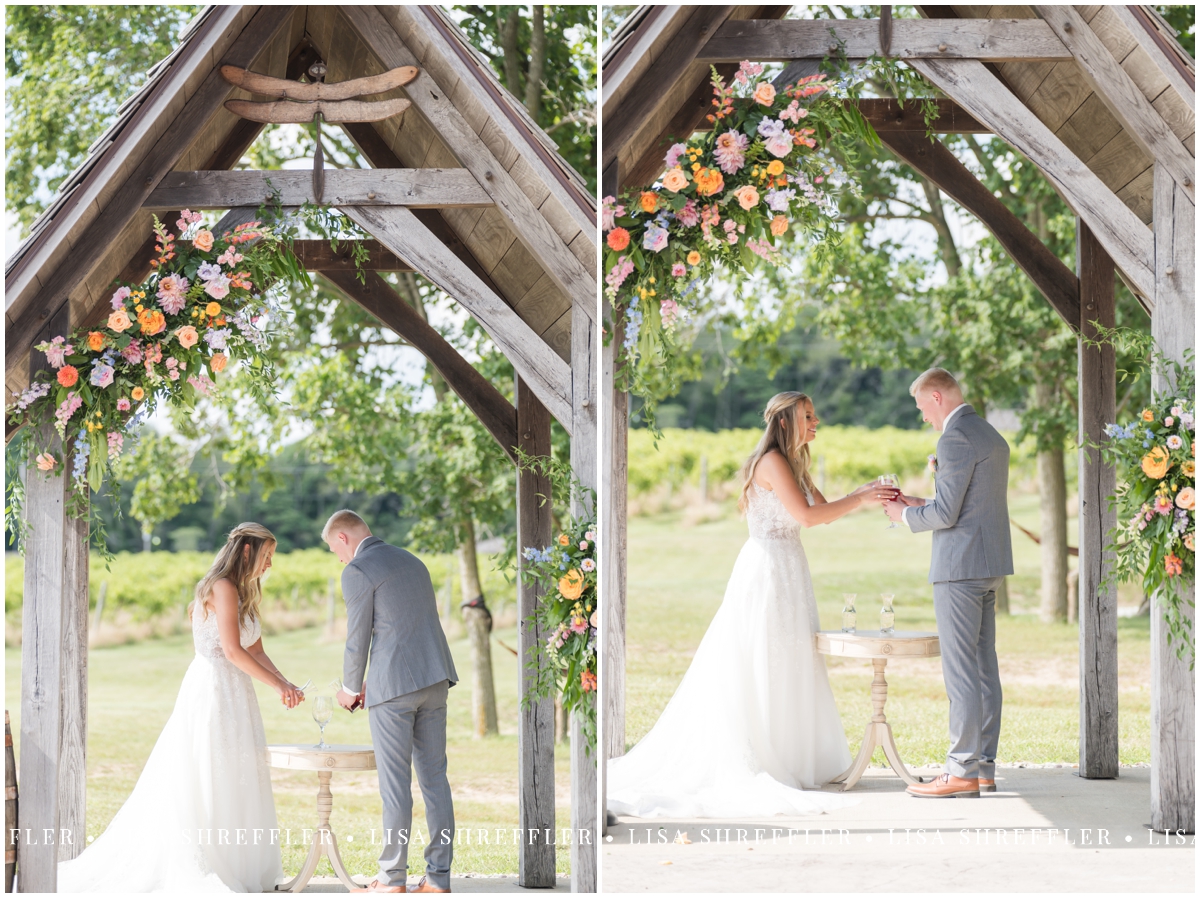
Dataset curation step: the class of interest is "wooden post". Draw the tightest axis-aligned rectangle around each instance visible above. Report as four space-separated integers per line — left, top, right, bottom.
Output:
18 305 89 891
1076 219 1119 779
5 711 17 893
1149 164 1195 834
515 377 555 887
569 304 597 892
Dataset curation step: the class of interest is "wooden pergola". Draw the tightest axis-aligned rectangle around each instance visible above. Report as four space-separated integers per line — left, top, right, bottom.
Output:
5 6 597 892
600 4 1194 834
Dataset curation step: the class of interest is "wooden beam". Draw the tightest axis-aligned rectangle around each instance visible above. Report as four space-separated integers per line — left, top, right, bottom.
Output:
1076 220 1118 780
341 205 572 431
4 5 296 383
856 98 987 133
697 18 1072 63
1112 6 1195 111
17 304 88 891
144 168 492 210
1035 5 1194 201
515 376 556 887
909 57 1156 303
320 268 517 462
341 6 597 321
338 122 510 302
1149 163 1195 835
878 130 1080 329
291 240 409 271
602 5 736 169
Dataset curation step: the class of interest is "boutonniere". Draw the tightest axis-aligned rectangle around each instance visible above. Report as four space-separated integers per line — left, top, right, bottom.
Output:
927 453 938 478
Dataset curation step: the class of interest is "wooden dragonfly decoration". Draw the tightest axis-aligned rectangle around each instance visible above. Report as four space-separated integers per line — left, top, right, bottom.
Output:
220 62 419 202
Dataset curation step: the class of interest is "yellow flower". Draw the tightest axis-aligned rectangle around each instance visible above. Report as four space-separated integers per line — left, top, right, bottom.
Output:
558 569 584 601
205 302 222 317
1182 459 1195 477
767 160 785 176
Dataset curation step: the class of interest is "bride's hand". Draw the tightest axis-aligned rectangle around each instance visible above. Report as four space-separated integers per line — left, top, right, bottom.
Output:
849 480 880 497
275 678 304 709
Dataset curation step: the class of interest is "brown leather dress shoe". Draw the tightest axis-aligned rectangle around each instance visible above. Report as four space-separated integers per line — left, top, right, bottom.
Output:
409 878 450 894
907 772 980 798
351 880 406 893
979 778 996 793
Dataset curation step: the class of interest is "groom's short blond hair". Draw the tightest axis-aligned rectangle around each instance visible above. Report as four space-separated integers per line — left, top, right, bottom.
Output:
910 367 961 397
322 509 371 542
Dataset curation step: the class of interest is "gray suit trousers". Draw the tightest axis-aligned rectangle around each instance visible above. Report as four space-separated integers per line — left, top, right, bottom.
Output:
933 578 1004 780
368 679 454 889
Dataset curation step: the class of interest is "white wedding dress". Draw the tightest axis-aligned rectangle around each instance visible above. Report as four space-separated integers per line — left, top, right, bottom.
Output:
58 605 284 892
607 482 856 818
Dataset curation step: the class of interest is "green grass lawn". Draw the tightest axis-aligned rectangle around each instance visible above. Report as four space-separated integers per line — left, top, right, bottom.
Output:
625 492 1152 766
5 621 573 878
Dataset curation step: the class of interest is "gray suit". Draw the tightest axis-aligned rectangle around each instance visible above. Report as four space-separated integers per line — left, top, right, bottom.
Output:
906 406 1013 780
343 536 459 889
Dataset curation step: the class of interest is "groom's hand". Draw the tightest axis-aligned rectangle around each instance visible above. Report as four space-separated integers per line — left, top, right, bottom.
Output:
337 687 361 711
882 498 906 523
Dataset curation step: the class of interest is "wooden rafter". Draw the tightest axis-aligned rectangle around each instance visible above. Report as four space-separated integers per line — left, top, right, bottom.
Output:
697 17 1072 63
341 5 597 321
143 169 493 210
320 268 517 462
4 5 296 382
879 130 1081 330
341 204 573 431
291 240 409 271
1035 5 1194 201
910 57 1156 304
855 98 986 133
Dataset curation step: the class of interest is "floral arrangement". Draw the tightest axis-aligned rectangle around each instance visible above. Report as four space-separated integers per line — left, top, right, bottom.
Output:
8 211 301 501
521 516 598 750
1101 349 1196 662
601 62 874 408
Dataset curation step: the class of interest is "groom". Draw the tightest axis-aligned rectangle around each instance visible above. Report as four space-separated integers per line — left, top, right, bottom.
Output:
323 510 459 893
883 369 1013 798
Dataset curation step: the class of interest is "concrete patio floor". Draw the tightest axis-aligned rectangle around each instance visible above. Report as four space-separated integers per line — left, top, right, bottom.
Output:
296 873 571 892
600 767 1194 893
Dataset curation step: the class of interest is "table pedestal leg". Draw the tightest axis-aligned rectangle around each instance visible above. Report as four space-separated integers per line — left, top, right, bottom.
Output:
828 658 926 791
277 770 361 892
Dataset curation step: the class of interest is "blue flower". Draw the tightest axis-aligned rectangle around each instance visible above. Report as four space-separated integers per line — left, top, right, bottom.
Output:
623 308 643 352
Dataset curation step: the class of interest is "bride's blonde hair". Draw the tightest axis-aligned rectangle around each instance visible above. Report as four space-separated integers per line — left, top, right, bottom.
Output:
192 522 276 628
738 392 817 512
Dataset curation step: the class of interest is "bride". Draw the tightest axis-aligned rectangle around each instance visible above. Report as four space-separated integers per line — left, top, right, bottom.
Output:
607 392 893 818
58 523 306 892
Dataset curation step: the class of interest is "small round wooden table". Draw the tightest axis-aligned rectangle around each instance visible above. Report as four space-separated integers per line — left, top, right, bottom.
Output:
267 744 376 892
816 630 940 791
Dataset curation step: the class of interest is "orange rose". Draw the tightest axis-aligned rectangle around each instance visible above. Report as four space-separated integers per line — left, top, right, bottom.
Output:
210 352 228 373
639 191 658 213
1141 446 1171 480
753 82 777 106
734 185 760 210
1141 408 1155 423
770 215 789 237
205 302 222 317
175 326 199 349
606 228 630 252
558 533 571 546
193 229 214 252
57 365 79 387
86 331 104 352
695 167 725 197
107 308 132 332
558 569 584 601
661 168 689 193
131 386 145 401
766 159 785 176
35 453 57 472
137 308 166 335
687 251 702 266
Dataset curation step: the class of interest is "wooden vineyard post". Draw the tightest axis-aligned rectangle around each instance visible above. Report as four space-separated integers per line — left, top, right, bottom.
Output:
515 377 556 887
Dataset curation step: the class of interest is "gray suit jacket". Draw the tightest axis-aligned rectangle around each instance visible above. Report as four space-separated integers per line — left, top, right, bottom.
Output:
906 406 1014 583
342 536 458 707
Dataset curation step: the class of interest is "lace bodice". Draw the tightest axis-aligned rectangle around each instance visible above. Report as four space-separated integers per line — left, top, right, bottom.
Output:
192 600 262 661
746 481 804 540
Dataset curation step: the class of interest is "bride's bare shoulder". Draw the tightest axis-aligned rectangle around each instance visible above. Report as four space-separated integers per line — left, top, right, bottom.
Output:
754 450 788 489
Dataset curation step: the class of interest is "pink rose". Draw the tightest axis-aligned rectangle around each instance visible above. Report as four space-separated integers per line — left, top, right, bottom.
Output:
672 263 687 277
175 326 199 349
734 185 760 210
108 308 133 332
110 286 132 310
765 134 794 158
192 229 214 252
753 82 777 106
117 398 131 411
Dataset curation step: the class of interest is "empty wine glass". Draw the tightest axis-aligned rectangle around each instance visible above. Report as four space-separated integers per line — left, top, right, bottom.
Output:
313 696 333 749
880 473 900 528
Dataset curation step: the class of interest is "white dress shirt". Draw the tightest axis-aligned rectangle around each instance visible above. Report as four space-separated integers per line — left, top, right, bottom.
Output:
902 403 968 527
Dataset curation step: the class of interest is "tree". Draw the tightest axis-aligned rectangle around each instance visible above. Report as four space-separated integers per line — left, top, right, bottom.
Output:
5 5 200 235
115 431 200 552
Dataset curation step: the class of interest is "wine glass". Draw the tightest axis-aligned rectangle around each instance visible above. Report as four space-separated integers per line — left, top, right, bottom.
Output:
880 473 900 528
880 593 895 635
313 696 333 749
